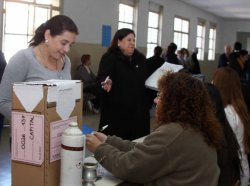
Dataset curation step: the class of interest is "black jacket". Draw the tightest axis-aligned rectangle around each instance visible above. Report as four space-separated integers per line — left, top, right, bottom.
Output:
146 55 165 77
97 49 150 140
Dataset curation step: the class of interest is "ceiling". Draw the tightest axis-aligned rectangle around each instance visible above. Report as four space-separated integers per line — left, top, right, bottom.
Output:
179 0 250 20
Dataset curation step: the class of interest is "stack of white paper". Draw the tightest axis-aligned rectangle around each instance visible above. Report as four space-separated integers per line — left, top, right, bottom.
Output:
145 62 183 90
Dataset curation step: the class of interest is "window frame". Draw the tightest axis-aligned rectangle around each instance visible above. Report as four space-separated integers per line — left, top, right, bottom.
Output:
196 19 206 61
118 1 135 30
208 23 217 61
146 2 162 58
173 16 189 51
2 0 61 62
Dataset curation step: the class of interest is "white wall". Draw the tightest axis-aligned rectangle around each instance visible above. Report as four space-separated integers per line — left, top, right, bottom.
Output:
222 19 250 52
63 0 119 44
63 0 224 53
159 0 224 52
0 0 3 49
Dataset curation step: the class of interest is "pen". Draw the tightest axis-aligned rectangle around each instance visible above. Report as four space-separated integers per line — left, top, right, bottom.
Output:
99 125 109 132
103 76 110 84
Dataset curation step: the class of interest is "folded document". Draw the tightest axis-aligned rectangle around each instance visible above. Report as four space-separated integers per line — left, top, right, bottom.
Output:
145 62 183 90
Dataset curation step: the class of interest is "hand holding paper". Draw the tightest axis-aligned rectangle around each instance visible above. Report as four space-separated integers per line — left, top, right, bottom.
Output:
82 123 94 134
82 123 108 152
92 131 107 143
86 133 104 153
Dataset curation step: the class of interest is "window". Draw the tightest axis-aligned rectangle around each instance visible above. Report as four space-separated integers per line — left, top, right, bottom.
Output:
146 2 162 58
3 0 61 62
196 20 206 60
173 17 189 50
208 24 216 61
118 0 135 30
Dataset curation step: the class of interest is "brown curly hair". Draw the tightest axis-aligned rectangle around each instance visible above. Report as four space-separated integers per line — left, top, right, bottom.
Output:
156 72 222 148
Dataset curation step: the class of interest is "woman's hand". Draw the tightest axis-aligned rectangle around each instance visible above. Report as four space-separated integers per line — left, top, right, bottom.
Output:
86 133 105 153
101 78 112 92
234 180 241 186
93 131 107 142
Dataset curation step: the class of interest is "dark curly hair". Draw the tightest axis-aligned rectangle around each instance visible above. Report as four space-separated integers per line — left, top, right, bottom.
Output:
156 72 222 148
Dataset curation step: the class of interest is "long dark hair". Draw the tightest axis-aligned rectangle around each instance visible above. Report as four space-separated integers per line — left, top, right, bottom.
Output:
107 28 135 53
213 67 250 153
205 83 242 181
29 15 78 47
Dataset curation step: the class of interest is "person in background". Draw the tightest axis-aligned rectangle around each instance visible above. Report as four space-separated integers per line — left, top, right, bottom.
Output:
229 49 248 80
181 48 190 62
162 42 179 64
213 67 250 186
0 51 6 140
0 15 78 121
146 46 164 109
242 55 250 112
229 41 242 65
177 49 185 65
97 28 150 140
76 54 100 113
218 44 232 68
205 83 242 186
146 46 164 76
180 48 193 72
191 47 201 74
233 41 242 53
86 72 222 186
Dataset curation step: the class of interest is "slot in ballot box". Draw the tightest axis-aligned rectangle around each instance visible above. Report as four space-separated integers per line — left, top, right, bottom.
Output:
11 80 83 186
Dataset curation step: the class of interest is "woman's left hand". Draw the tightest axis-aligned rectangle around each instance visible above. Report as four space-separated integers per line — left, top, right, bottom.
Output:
86 134 104 153
101 78 112 92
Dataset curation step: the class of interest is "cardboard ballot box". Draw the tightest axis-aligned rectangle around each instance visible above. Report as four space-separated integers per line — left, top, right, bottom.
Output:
11 80 83 186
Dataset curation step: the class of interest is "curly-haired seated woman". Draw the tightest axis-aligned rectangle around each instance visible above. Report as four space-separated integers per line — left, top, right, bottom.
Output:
86 72 222 186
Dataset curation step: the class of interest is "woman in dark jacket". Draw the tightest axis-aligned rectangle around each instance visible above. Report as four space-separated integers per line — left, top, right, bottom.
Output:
97 28 150 140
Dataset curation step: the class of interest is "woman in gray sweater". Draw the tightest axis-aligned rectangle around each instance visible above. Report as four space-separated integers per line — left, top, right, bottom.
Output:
86 72 222 186
0 15 78 120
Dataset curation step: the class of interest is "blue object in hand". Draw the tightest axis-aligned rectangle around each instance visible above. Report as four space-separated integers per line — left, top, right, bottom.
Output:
82 123 94 134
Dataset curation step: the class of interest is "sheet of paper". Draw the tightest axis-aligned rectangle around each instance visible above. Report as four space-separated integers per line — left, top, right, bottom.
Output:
145 62 183 90
50 116 77 162
13 85 43 112
11 112 44 165
95 176 123 186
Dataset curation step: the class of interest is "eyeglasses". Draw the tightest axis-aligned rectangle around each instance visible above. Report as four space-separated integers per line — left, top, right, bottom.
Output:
156 92 161 99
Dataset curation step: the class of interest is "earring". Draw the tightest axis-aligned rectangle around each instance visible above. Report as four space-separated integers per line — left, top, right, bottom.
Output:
118 43 120 47
45 39 49 46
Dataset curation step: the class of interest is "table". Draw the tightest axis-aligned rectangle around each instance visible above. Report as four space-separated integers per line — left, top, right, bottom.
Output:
85 136 146 186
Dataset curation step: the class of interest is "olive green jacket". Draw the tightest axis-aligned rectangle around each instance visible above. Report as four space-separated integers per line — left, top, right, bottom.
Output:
95 123 219 186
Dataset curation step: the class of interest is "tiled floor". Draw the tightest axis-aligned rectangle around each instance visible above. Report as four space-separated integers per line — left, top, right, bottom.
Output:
0 109 156 186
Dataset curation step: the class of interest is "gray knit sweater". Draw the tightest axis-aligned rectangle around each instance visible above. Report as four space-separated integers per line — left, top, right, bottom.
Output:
0 47 71 120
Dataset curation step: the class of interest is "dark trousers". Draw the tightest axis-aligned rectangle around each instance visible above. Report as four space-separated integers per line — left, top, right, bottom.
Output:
83 83 102 109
